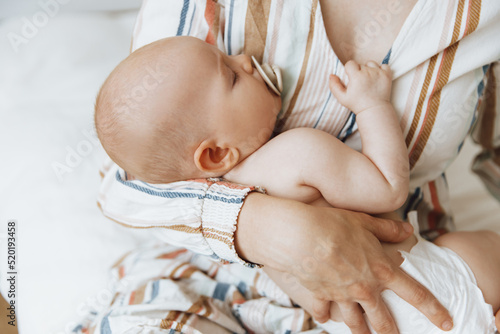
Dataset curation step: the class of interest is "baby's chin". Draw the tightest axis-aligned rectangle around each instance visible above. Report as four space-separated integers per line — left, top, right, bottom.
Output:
271 94 282 115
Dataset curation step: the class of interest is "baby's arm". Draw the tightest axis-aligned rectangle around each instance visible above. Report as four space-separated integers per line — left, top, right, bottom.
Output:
225 61 409 213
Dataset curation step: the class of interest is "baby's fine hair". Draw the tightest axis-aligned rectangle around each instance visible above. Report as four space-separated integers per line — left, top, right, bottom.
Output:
94 38 202 183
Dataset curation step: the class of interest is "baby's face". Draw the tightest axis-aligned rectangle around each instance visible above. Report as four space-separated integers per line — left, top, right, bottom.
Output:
175 38 283 155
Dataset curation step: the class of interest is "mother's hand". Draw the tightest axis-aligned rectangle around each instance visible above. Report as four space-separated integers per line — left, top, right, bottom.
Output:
236 193 453 334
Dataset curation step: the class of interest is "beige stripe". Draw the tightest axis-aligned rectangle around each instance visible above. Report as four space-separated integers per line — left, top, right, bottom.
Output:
179 311 192 326
450 0 466 44
294 41 324 127
295 7 327 129
410 46 458 168
132 284 147 304
243 0 272 61
437 0 460 51
303 22 330 128
113 219 203 234
203 232 233 247
111 250 133 269
267 0 285 65
404 0 463 146
187 295 213 317
465 0 481 36
164 311 179 322
211 1 221 45
275 0 319 132
202 227 233 238
405 55 438 147
410 0 482 168
170 262 191 278
400 63 424 132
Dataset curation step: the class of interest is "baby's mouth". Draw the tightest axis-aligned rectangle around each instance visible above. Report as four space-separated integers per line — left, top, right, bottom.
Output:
251 56 283 96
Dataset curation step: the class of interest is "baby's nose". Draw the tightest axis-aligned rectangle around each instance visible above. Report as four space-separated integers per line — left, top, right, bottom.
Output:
233 54 253 74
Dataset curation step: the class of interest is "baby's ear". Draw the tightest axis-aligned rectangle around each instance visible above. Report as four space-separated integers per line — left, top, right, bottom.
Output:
194 140 239 175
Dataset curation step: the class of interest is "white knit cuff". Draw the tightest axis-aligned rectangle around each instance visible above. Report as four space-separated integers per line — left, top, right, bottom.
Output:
201 181 264 268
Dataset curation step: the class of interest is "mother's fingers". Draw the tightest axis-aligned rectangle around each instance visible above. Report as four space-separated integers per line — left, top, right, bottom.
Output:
361 214 414 243
360 294 399 334
388 268 453 331
311 298 331 323
338 302 371 334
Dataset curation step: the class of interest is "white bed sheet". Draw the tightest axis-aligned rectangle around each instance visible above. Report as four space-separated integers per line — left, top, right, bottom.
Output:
0 10 152 334
0 9 498 334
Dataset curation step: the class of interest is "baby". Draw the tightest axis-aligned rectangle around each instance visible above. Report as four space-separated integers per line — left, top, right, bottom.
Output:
95 36 500 332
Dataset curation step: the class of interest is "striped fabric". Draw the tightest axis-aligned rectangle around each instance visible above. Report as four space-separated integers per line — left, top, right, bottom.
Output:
98 0 500 267
73 242 315 333
471 62 500 201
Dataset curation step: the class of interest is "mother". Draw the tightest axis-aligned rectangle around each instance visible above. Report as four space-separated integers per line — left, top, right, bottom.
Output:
97 0 500 332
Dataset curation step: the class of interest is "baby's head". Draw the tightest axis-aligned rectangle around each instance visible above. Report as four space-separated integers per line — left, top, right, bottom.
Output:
95 36 282 183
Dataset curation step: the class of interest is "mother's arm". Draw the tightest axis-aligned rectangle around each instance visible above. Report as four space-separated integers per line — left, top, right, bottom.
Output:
236 192 454 334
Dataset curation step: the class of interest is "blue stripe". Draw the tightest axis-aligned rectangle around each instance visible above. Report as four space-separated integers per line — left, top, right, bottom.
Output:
213 283 231 301
206 194 243 204
404 187 422 219
139 179 241 197
150 280 160 302
336 112 351 139
462 64 490 140
176 0 190 36
117 172 202 199
227 0 235 55
138 180 208 193
237 281 247 296
100 312 112 334
457 139 465 154
117 171 244 203
71 325 82 333
441 173 448 187
382 48 392 65
340 113 356 142
187 3 196 36
313 92 332 128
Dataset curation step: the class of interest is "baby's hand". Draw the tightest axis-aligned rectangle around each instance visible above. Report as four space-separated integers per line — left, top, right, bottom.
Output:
329 60 392 115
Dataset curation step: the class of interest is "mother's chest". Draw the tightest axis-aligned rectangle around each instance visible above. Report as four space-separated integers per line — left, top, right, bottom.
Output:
319 0 419 65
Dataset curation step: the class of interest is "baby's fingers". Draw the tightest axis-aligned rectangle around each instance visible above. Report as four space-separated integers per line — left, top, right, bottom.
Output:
345 60 361 74
329 74 347 103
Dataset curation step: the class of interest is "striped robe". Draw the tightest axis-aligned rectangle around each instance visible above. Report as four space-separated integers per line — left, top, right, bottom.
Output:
84 0 500 332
